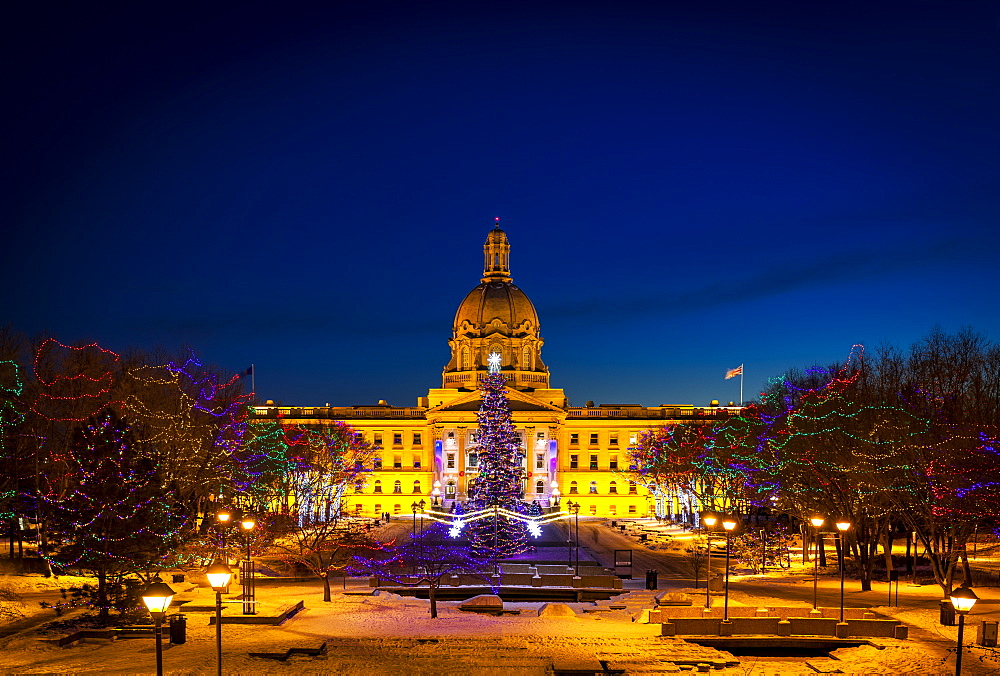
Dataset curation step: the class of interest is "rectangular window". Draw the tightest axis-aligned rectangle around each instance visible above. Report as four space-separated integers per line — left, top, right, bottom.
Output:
447 453 455 469
628 505 637 514
535 453 545 469
374 504 381 515
609 505 616 515
570 454 578 470
413 432 422 445
609 455 618 470
469 431 478 444
628 481 638 494
374 433 383 446
609 433 618 446
589 504 597 515
569 484 578 494
412 455 421 469
570 433 579 446
373 457 382 470
393 454 402 469
589 433 599 446
590 454 598 470
468 452 479 468
629 433 637 445
393 433 403 445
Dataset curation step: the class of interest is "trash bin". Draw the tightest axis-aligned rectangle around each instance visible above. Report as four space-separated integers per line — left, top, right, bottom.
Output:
979 620 999 647
171 574 185 584
169 614 187 644
640 533 647 542
610 521 617 528
939 600 955 627
645 569 658 590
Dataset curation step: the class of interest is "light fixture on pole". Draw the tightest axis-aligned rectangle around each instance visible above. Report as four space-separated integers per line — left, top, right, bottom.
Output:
570 500 581 576
564 499 575 569
240 515 256 615
836 520 851 624
432 480 441 506
722 518 738 622
550 480 560 506
950 586 979 676
141 578 175 676
206 561 233 676
702 513 718 609
809 516 825 609
216 508 232 559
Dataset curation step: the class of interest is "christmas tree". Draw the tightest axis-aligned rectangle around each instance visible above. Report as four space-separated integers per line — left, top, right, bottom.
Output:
466 353 529 560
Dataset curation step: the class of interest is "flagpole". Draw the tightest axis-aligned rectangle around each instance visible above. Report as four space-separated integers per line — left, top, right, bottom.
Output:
251 364 255 398
739 366 743 406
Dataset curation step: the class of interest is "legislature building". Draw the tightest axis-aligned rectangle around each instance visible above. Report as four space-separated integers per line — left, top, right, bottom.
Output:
252 225 739 518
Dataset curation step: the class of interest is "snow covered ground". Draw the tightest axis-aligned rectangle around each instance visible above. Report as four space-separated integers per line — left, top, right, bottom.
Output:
3 574 997 675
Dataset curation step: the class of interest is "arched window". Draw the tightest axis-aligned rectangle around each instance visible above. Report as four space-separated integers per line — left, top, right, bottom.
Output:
569 481 579 494
446 481 456 497
589 481 598 494
413 480 421 494
609 505 617 515
535 480 544 494
373 480 382 494
393 480 402 494
609 481 618 494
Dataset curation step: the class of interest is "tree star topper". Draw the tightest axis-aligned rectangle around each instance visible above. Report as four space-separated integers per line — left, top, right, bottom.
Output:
488 352 501 373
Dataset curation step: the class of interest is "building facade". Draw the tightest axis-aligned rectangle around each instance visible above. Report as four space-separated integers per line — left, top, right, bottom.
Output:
252 225 740 518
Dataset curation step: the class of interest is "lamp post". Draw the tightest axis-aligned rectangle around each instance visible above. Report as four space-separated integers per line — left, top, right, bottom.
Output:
216 508 232 559
836 520 851 623
569 500 581 575
810 516 825 610
950 586 979 675
565 499 575 569
722 518 738 622
411 501 421 574
702 514 718 609
551 480 560 507
206 561 234 676
240 515 256 615
432 480 441 507
141 578 175 676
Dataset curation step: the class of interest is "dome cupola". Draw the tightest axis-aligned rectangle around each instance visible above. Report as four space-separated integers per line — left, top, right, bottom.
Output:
443 222 549 391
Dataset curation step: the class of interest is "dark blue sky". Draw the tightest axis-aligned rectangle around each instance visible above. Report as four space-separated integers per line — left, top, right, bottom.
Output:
4 0 1000 408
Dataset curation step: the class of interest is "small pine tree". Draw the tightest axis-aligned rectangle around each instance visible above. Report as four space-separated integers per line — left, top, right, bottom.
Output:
44 408 181 623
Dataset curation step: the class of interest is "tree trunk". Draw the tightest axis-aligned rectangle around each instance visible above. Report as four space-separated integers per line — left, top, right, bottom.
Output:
97 567 109 625
429 583 437 619
884 529 895 587
818 533 827 567
323 571 332 602
961 546 972 588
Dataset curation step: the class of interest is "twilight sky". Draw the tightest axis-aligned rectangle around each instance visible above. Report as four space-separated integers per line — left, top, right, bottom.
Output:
4 0 1000 408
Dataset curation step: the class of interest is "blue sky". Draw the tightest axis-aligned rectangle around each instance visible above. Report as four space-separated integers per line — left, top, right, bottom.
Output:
4 0 999 407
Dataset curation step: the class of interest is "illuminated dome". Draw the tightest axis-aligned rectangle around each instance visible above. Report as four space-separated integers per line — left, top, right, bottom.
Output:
442 224 549 390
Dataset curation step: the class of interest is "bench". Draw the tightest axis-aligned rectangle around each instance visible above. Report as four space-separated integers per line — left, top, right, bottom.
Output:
249 641 328 661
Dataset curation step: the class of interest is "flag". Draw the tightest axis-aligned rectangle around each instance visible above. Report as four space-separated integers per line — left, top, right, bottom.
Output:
243 366 253 377
725 364 743 380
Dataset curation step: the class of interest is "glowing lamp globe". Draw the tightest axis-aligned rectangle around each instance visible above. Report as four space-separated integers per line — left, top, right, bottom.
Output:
216 509 232 524
835 521 851 532
703 515 717 528
950 586 979 614
206 561 234 590
141 579 175 616
241 517 256 531
810 516 825 528
722 519 737 531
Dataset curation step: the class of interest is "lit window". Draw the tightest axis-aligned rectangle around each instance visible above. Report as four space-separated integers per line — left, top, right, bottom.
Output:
570 433 579 446
535 480 544 494
374 503 381 514
394 504 401 514
570 454 578 469
468 452 478 468
373 480 382 494
447 453 455 469
570 481 578 494
609 481 618 494
589 504 597 515
413 432 422 445
590 433 598 445
446 481 456 496
413 480 421 494
393 480 402 494
589 481 598 494
609 455 618 470
393 433 402 445
412 455 421 469
535 453 545 469
373 457 382 470
628 481 637 495
393 455 402 469
609 505 616 515
610 433 618 446
590 454 598 470
628 505 637 514
374 433 383 445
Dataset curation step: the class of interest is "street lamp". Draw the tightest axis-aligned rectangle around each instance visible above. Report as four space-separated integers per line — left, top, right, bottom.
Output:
702 514 718 609
950 586 979 675
432 480 441 506
566 499 581 575
836 520 851 624
216 508 232 558
551 480 560 507
240 515 256 615
206 561 233 676
564 499 575 569
141 578 175 676
809 516 825 609
722 518 738 622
